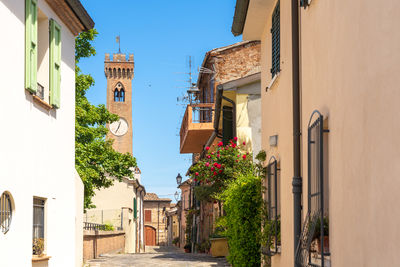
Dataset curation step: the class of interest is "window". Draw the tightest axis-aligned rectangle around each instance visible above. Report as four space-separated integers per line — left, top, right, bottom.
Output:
145 210 151 222
33 198 45 255
114 89 120 102
25 0 61 108
222 106 234 145
114 83 124 102
120 89 125 102
264 157 280 256
271 0 280 77
296 111 330 267
0 192 13 234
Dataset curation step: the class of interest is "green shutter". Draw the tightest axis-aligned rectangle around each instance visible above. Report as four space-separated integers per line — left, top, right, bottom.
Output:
50 19 61 108
133 198 137 219
25 0 38 93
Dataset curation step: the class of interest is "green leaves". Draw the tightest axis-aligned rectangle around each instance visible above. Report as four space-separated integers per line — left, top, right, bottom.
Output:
220 173 262 267
75 29 137 209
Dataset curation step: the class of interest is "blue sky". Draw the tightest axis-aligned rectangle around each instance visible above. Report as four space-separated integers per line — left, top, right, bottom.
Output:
79 0 241 201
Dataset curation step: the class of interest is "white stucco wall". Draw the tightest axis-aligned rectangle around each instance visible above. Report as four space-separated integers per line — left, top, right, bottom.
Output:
0 0 80 266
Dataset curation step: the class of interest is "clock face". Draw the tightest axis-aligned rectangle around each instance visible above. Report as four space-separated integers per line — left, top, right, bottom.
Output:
109 118 128 136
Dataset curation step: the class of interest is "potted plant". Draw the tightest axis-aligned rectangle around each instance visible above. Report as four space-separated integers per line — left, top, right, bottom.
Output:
209 222 229 257
172 237 179 247
184 244 191 253
312 216 329 254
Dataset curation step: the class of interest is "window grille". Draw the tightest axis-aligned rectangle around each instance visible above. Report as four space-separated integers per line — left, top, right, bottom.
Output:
296 110 330 267
271 1 280 77
263 157 280 256
0 192 12 234
33 198 45 255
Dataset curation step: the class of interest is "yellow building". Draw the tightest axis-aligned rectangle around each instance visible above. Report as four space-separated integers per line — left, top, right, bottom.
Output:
232 0 400 266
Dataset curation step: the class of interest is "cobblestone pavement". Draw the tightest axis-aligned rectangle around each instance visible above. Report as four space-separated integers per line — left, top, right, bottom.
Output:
85 246 230 267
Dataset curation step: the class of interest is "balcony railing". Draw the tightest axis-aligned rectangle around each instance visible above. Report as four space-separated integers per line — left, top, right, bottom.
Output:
180 103 214 153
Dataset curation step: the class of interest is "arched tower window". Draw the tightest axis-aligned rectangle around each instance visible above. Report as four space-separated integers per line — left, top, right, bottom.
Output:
114 89 120 102
120 89 125 102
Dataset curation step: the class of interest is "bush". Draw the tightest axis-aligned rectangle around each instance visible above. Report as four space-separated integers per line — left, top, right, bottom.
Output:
220 172 262 267
172 237 180 245
104 222 114 231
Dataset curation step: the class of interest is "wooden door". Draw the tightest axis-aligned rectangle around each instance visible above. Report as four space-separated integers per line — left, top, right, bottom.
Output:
145 226 156 246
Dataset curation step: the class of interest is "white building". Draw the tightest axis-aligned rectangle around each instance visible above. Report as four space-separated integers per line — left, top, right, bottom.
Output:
88 167 146 253
0 0 93 266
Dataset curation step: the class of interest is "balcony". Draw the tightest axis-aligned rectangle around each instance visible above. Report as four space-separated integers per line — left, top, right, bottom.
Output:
180 103 214 154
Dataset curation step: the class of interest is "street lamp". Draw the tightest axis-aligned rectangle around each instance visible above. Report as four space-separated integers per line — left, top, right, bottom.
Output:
176 173 182 185
174 191 179 202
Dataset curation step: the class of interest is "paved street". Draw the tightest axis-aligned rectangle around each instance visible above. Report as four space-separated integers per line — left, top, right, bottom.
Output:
85 246 230 267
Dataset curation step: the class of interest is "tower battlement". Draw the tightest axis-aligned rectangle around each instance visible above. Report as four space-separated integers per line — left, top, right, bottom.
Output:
104 53 134 79
105 53 134 62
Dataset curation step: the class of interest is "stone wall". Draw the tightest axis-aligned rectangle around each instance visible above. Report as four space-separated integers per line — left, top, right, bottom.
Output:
83 230 125 261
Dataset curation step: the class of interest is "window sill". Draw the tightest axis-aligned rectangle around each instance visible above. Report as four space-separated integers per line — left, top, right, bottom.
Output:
265 72 280 92
32 255 51 262
32 95 53 110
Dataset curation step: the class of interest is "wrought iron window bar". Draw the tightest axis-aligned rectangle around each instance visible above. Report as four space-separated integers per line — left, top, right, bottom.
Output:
0 192 12 233
296 110 330 267
262 157 280 256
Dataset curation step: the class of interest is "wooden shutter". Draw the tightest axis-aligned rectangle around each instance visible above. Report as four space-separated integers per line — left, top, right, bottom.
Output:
50 19 61 108
134 198 137 219
145 210 151 222
271 0 280 77
25 0 38 93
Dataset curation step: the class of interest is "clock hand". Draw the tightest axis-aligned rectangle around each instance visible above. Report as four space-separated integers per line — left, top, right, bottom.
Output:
116 121 121 132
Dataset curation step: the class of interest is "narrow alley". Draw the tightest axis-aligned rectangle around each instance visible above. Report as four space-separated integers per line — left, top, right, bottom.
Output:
85 246 229 267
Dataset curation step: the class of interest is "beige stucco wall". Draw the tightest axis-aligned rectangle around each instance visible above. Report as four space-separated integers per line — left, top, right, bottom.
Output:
242 0 400 266
143 200 171 245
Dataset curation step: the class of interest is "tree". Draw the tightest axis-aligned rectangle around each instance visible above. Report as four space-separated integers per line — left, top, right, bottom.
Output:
75 29 137 208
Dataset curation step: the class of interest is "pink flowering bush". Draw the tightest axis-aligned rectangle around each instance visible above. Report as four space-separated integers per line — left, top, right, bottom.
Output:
190 138 253 201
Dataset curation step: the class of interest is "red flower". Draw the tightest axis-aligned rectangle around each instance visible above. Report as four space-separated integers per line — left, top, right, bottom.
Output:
205 162 210 167
218 141 223 147
243 141 246 145
206 146 210 150
211 167 215 171
213 171 217 176
242 155 247 159
232 143 237 148
214 162 218 167
194 178 198 182
219 170 223 173
195 172 199 176
207 155 211 159
217 164 222 169
236 160 239 162
234 137 238 141
237 154 240 157
217 154 220 158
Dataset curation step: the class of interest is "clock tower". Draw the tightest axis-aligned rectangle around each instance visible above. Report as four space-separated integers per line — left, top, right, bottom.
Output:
105 53 134 154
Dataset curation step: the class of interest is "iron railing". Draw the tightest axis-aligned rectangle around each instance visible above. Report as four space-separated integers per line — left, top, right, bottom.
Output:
0 192 12 233
296 110 330 267
36 83 45 100
83 222 108 231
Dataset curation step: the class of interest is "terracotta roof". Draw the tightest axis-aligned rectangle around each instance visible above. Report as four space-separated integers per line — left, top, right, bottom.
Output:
144 193 171 202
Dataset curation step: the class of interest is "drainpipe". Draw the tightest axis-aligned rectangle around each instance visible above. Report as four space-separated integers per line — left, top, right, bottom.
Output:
291 0 302 266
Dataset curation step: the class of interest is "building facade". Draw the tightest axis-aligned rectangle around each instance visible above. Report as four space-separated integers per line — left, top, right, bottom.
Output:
0 0 93 266
178 41 261 250
143 193 171 246
232 0 400 266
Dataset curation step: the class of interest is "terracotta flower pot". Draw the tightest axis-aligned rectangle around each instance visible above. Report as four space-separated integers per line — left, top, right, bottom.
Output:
316 236 329 254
